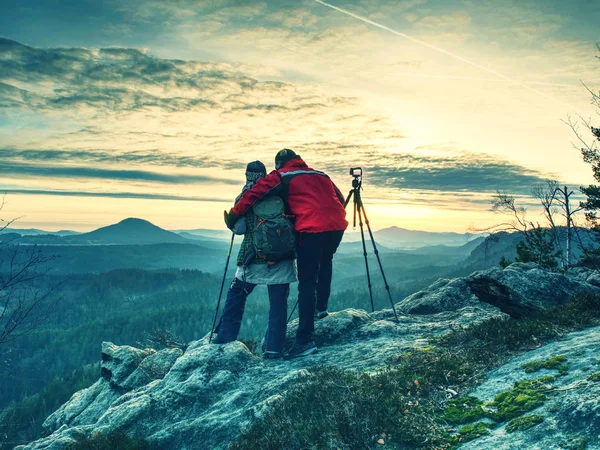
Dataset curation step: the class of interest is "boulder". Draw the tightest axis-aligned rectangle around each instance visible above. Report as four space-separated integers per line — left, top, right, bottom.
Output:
472 263 597 311
121 347 183 391
42 345 181 435
397 277 481 314
398 263 599 318
101 342 154 389
43 380 118 433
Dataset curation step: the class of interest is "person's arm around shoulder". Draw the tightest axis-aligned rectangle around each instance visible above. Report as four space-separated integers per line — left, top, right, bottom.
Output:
232 170 282 216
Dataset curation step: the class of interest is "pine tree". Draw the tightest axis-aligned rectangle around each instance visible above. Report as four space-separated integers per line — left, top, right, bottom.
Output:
581 126 600 224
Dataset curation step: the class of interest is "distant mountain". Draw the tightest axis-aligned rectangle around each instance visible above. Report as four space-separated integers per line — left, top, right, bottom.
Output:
403 236 486 257
342 226 483 249
70 218 191 245
173 229 232 241
0 232 22 242
176 232 211 241
336 240 396 255
172 225 483 250
4 228 79 236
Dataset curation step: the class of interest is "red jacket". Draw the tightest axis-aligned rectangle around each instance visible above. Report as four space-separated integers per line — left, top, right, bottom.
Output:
232 158 348 233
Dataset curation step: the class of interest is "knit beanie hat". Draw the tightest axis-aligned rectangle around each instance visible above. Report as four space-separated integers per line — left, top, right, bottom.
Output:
245 160 267 183
275 148 300 169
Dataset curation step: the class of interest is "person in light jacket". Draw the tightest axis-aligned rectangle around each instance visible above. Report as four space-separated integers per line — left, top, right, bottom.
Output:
213 160 297 360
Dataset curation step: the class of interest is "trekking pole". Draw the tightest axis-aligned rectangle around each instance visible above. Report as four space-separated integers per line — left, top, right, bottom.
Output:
287 299 299 323
209 233 235 343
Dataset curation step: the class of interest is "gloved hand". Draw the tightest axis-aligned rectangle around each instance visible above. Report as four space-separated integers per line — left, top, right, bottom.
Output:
223 209 239 230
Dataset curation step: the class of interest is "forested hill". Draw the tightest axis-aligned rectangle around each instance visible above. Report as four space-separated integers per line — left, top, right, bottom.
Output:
0 269 221 406
463 227 595 270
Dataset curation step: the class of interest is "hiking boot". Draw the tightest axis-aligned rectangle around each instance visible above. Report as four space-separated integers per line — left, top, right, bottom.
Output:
283 341 318 360
263 351 282 360
211 335 235 345
315 309 329 319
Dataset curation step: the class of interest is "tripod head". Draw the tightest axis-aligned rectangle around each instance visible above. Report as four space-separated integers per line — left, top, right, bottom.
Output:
349 167 362 190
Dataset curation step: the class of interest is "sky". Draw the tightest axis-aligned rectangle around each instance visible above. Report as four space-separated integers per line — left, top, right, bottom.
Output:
1 0 599 233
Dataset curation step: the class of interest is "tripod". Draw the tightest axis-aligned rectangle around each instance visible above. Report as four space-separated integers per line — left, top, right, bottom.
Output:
345 168 399 322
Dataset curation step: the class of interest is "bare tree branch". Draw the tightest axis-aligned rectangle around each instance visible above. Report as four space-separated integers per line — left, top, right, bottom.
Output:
0 197 60 345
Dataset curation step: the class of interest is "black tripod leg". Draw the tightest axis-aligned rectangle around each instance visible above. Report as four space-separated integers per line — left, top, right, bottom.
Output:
352 192 357 228
357 201 375 313
344 190 354 209
359 204 400 322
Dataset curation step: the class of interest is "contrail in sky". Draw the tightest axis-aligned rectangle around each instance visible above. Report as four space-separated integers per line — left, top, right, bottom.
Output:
311 0 583 113
388 73 577 88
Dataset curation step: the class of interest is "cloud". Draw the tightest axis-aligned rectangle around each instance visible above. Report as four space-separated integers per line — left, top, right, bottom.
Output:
0 38 237 113
0 161 239 185
317 145 557 195
0 147 247 171
0 37 375 119
0 188 227 202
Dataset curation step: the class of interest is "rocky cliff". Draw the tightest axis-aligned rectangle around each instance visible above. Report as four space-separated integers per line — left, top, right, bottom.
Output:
17 263 600 450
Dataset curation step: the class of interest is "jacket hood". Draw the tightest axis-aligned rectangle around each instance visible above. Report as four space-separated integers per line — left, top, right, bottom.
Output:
280 158 308 171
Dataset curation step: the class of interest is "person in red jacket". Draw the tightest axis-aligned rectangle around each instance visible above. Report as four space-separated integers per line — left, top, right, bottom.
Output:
224 149 348 359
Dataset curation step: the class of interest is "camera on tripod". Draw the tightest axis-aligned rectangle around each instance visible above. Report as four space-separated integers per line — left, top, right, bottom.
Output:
349 167 362 189
349 167 362 178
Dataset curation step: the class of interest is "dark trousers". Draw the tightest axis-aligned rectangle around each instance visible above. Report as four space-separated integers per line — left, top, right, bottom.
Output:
217 277 289 353
296 230 344 344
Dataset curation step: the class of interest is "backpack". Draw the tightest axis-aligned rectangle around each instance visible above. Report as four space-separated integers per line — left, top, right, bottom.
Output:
251 196 296 262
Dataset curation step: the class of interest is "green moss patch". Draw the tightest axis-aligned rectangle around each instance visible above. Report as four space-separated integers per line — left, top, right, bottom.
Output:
453 422 490 443
505 414 544 433
522 355 568 376
587 372 600 382
486 377 553 421
443 396 485 424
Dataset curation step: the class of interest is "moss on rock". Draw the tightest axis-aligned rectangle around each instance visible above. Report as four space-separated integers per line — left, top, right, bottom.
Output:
452 422 490 444
443 396 485 424
587 372 600 382
521 355 568 376
505 414 544 433
486 377 553 421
